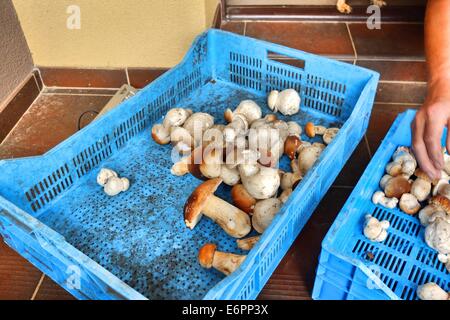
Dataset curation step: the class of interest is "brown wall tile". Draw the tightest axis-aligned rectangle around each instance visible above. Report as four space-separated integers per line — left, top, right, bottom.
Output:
357 60 427 82
0 75 40 143
375 82 427 104
349 23 425 59
221 21 245 35
39 67 128 88
127 68 168 89
245 22 355 59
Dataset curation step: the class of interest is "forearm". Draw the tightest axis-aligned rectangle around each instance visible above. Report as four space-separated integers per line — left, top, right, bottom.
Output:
425 0 450 89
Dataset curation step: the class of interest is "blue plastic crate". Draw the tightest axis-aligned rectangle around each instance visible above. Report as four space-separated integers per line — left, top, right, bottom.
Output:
0 29 379 300
313 110 450 300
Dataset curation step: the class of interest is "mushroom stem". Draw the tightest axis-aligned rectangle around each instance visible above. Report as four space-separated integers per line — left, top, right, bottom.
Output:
236 236 261 251
201 195 251 238
212 251 247 275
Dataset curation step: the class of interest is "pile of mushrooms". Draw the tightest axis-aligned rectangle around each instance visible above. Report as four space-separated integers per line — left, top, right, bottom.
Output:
369 145 450 293
151 89 340 276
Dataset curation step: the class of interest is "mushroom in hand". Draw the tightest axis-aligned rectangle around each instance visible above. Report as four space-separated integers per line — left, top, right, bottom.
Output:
363 214 390 242
198 243 246 276
184 178 251 238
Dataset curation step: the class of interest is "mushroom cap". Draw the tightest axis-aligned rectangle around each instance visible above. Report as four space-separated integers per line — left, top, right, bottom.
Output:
170 126 193 145
241 166 281 199
284 136 301 160
97 168 118 186
297 145 323 175
198 243 217 268
305 122 315 138
151 124 170 145
163 108 192 128
224 108 233 123
252 198 282 233
425 212 450 255
414 168 433 182
429 195 450 215
183 112 214 137
384 176 411 199
379 174 393 190
437 182 450 199
399 193 421 215
220 165 240 186
234 100 262 124
276 89 300 116
418 205 439 226
184 178 222 229
231 184 257 214
323 128 339 145
287 121 302 137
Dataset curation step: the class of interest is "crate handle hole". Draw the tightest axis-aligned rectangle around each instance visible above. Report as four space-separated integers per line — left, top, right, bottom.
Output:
267 51 305 70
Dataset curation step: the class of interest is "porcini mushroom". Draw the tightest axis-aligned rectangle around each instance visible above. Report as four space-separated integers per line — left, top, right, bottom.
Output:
183 112 214 144
241 166 280 199
418 204 439 226
184 178 251 238
280 172 302 191
399 193 421 215
220 165 240 186
386 146 417 178
284 135 301 160
236 236 260 251
411 169 432 201
97 168 118 186
425 211 450 256
170 126 193 154
437 182 450 199
198 243 246 276
252 198 282 233
323 128 339 145
279 188 293 203
151 124 170 145
231 184 257 215
379 174 393 190
223 113 249 142
163 108 192 128
372 191 398 209
417 282 449 300
363 214 390 242
287 121 302 137
305 122 326 138
104 176 130 196
384 175 411 199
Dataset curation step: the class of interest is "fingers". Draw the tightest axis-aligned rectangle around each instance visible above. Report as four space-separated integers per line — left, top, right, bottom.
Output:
412 113 441 180
424 114 445 171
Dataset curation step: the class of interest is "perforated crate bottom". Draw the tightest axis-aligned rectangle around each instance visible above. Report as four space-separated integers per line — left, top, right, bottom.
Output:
325 201 450 300
37 80 343 299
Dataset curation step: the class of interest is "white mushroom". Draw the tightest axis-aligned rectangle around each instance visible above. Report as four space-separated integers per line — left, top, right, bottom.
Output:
252 198 282 233
437 183 450 199
417 283 449 300
281 172 302 191
183 112 214 144
171 155 191 176
372 191 398 209
438 253 450 273
224 113 249 142
237 149 261 177
151 124 171 145
220 165 240 186
379 174 393 190
418 205 440 226
236 236 260 251
225 100 262 125
97 168 118 186
170 126 193 154
386 146 417 177
363 214 390 242
287 121 302 137
323 128 339 145
399 193 421 215
163 108 192 128
297 144 323 175
425 212 450 256
104 176 130 196
267 89 301 115
241 166 280 200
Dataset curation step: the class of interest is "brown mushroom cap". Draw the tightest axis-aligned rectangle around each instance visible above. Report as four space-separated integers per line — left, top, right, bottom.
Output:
429 195 450 214
305 122 315 138
184 178 222 228
231 184 257 214
198 243 217 268
384 176 411 198
414 169 433 183
284 136 301 160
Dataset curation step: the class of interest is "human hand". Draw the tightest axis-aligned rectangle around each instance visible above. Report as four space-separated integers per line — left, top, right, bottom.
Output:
411 77 450 180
